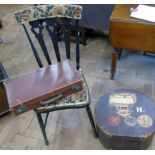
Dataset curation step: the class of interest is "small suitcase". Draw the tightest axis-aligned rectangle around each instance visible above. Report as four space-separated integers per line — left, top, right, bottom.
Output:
4 60 83 115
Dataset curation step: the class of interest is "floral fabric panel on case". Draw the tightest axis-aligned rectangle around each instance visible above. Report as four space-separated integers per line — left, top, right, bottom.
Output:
38 77 88 110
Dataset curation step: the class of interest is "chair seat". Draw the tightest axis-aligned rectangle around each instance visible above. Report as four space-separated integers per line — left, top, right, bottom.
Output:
37 76 89 111
4 59 83 114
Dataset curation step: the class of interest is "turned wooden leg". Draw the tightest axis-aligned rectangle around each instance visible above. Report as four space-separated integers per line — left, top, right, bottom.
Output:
111 49 118 80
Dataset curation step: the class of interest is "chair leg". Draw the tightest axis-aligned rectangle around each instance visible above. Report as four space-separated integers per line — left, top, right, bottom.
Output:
35 111 49 145
86 105 98 137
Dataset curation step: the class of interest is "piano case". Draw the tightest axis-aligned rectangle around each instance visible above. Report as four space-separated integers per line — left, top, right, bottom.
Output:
4 60 83 115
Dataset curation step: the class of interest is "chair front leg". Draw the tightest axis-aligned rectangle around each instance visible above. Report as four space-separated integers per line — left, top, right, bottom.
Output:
35 111 49 145
86 105 98 137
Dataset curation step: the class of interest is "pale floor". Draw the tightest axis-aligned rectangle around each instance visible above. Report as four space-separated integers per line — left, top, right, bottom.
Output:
0 4 155 150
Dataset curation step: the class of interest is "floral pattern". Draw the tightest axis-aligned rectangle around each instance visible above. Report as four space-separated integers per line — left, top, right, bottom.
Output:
13 4 82 24
38 75 89 111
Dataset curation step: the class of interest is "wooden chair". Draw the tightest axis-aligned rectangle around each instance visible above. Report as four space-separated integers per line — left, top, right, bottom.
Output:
9 4 97 145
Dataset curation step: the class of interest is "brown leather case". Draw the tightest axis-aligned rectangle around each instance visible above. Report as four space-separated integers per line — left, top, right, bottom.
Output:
4 60 83 115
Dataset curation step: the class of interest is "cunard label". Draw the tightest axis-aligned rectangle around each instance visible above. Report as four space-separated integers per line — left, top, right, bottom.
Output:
109 93 137 107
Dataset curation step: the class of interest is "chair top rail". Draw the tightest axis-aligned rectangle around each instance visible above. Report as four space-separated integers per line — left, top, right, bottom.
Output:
13 4 82 24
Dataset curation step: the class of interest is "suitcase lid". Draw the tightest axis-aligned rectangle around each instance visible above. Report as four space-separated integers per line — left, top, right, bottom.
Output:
4 59 82 108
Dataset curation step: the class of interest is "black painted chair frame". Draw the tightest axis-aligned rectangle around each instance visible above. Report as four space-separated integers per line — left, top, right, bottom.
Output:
22 15 97 145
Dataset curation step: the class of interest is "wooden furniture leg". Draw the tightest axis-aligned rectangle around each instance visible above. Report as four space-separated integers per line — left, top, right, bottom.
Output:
111 48 118 80
117 48 122 60
111 48 123 79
